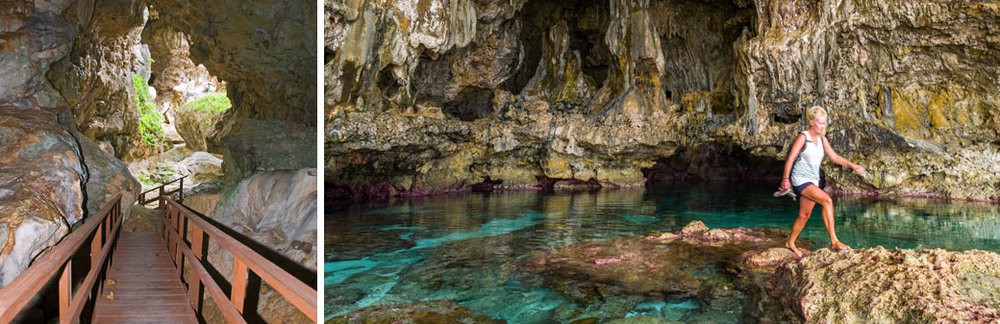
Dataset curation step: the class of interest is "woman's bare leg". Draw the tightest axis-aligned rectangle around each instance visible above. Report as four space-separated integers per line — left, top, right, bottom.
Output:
799 185 851 250
786 195 816 257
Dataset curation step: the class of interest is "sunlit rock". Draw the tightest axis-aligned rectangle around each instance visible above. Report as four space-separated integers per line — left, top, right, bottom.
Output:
761 247 1000 323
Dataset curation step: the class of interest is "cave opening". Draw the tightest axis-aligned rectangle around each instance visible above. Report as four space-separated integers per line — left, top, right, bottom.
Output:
126 8 233 198
504 0 611 96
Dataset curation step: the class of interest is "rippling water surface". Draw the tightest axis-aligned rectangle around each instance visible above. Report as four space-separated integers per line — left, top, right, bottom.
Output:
326 182 1000 322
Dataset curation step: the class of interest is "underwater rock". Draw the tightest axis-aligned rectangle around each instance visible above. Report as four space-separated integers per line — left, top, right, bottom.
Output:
327 300 506 324
0 107 85 287
520 221 810 320
763 247 1000 323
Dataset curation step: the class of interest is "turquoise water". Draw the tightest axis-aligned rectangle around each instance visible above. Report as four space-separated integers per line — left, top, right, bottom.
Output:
325 182 1000 322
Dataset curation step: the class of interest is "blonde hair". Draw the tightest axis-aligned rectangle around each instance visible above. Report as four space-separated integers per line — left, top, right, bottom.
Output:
806 106 827 136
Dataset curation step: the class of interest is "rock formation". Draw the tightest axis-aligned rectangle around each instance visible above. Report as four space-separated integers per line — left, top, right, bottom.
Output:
184 169 317 323
762 247 1000 323
327 0 1000 201
0 0 136 288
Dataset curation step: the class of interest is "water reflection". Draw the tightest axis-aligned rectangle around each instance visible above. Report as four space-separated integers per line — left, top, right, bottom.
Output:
326 182 1000 322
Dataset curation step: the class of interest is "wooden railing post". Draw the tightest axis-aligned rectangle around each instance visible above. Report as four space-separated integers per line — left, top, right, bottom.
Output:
58 262 71 321
231 258 249 314
158 186 165 209
188 226 204 311
179 177 184 203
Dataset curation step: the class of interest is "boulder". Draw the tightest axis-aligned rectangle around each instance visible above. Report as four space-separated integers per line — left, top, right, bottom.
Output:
186 169 316 323
0 107 85 287
762 247 1000 323
174 151 224 186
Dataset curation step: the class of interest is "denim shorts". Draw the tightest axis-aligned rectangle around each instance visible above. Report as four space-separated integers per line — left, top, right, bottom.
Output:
792 182 815 197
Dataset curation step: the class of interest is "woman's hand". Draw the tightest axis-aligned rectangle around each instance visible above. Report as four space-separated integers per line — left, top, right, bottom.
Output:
780 178 791 190
852 164 866 176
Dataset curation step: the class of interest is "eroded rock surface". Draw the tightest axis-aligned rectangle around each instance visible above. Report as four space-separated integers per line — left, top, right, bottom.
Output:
763 247 1000 323
185 169 317 323
0 107 85 287
328 0 1000 201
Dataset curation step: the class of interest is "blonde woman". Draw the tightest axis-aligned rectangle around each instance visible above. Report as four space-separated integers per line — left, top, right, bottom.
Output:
780 106 865 257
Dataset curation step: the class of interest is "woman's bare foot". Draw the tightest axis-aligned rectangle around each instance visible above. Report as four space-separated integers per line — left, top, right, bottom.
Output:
831 241 852 251
785 242 803 258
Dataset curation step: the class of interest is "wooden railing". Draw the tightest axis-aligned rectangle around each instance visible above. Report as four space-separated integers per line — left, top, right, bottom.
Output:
139 175 187 209
0 194 123 323
161 197 317 323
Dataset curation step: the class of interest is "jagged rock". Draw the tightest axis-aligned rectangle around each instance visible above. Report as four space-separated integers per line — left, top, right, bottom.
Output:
519 221 810 320
762 247 1000 323
149 0 316 158
49 0 157 162
327 0 1000 201
142 17 224 125
220 119 316 180
327 300 506 324
77 129 141 219
185 169 316 323
0 107 85 287
173 100 225 152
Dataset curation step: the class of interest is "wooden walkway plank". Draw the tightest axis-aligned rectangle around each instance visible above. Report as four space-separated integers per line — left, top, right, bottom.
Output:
93 232 198 324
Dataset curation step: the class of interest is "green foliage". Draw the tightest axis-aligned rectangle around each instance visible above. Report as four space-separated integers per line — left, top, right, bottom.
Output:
184 93 232 114
132 74 163 147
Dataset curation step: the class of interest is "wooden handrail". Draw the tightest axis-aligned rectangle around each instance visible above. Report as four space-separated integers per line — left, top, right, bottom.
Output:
138 175 187 208
161 197 317 323
0 194 123 323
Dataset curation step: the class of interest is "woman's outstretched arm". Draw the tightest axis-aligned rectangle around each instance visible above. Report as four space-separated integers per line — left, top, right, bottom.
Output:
822 135 866 174
781 134 807 189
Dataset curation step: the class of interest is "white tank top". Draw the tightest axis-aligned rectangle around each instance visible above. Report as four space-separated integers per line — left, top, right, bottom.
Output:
790 131 824 186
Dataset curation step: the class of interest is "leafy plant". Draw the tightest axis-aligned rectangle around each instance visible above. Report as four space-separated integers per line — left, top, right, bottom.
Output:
132 74 163 147
184 93 231 114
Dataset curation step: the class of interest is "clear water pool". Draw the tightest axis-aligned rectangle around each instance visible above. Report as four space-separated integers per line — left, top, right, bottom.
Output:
325 181 1000 322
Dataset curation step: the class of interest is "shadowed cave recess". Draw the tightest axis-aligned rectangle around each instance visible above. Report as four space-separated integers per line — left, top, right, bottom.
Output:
327 0 1000 202
1 0 316 322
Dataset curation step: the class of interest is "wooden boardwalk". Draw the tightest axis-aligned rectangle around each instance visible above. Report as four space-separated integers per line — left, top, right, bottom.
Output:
93 232 198 323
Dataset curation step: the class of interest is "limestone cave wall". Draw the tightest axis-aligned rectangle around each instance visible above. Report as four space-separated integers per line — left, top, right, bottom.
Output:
327 0 1000 201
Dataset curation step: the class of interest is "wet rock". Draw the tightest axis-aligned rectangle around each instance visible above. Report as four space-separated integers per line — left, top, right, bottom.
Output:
0 107 85 287
327 300 505 324
520 221 811 320
762 247 1000 323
